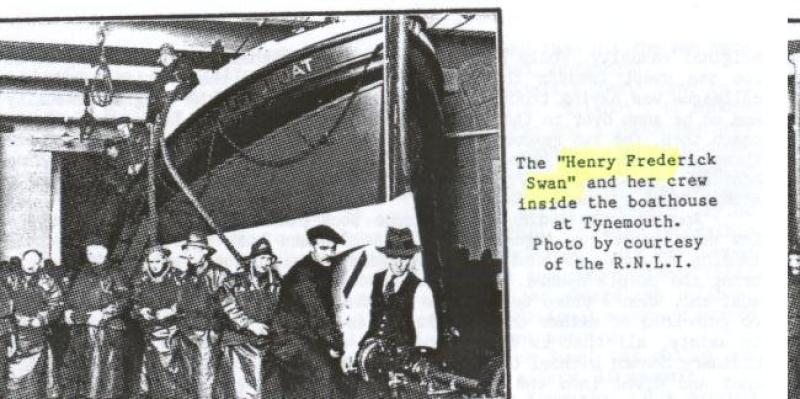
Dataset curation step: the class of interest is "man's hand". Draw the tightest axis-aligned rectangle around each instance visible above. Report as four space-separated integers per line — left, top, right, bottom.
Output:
155 304 177 320
102 304 119 315
247 322 270 336
329 349 342 359
63 310 74 325
164 81 179 93
86 310 104 327
341 351 356 374
6 335 16 358
139 307 155 321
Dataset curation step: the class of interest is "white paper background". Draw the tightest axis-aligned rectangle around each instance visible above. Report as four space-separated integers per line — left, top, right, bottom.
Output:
1 1 787 397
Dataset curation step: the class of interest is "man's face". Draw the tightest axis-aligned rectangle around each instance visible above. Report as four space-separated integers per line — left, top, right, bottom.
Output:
86 245 108 266
146 251 168 275
105 145 119 159
116 123 131 139
311 239 337 267
21 252 42 274
159 51 176 67
184 245 208 265
251 254 274 275
387 256 411 277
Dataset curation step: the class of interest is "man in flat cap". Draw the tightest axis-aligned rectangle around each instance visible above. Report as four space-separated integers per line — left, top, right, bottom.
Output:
217 237 283 398
62 237 130 399
279 224 347 398
146 42 199 126
131 245 188 398
175 231 228 399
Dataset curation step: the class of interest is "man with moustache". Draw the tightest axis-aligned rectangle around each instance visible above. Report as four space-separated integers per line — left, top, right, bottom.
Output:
175 231 228 399
62 237 130 399
217 237 283 398
280 225 346 398
6 249 64 399
131 245 187 398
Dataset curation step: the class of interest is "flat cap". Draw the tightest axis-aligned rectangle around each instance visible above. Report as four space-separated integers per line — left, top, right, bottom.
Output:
306 224 345 245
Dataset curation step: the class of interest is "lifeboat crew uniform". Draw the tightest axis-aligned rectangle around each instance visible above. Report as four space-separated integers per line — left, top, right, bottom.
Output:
217 238 283 399
131 249 189 398
62 257 130 399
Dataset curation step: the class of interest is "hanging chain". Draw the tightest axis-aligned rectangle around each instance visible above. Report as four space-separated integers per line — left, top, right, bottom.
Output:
90 22 114 107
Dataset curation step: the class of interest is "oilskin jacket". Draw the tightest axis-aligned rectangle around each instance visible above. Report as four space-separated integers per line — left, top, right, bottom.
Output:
175 260 228 399
62 262 130 399
131 267 189 398
217 268 282 399
5 270 63 399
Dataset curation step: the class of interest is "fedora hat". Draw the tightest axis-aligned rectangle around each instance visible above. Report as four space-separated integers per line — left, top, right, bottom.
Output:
376 227 421 258
181 231 216 255
246 237 275 260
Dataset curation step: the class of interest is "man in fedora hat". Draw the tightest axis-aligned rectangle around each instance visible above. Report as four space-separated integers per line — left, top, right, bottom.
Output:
131 245 187 398
279 224 347 398
359 227 438 351
146 42 199 125
174 231 228 399
217 237 283 398
62 236 130 399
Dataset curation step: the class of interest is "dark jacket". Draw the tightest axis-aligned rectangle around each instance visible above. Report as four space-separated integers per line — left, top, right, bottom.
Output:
363 270 420 348
175 260 228 332
131 268 182 332
220 269 281 347
279 254 342 352
64 263 130 330
145 56 199 123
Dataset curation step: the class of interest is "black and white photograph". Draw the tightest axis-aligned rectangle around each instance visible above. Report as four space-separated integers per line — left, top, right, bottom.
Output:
0 11 506 399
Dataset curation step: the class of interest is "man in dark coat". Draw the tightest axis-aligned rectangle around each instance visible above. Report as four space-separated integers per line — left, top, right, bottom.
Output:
280 225 347 398
175 231 229 399
62 237 130 399
217 237 283 399
131 245 188 398
6 249 64 399
146 42 199 125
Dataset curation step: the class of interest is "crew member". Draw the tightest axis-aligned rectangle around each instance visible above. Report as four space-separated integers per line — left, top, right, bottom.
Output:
6 249 64 399
280 224 346 398
360 227 438 350
62 237 130 399
110 116 147 178
131 245 187 398
175 231 228 399
146 43 199 125
218 237 283 398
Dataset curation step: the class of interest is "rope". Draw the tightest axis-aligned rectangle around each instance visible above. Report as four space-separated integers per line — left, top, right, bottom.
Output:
214 44 382 170
156 94 247 268
146 119 158 246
